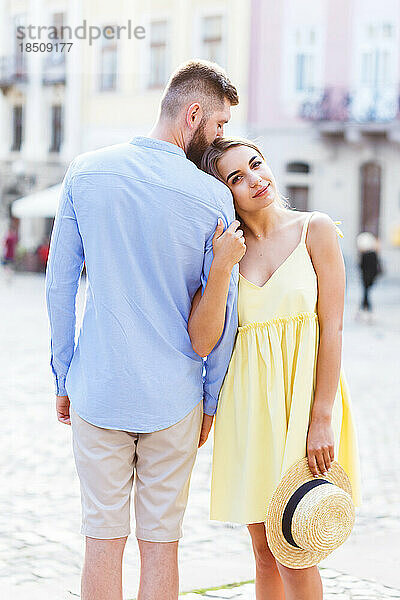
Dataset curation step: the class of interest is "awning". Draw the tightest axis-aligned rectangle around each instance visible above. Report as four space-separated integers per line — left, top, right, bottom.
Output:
11 184 62 218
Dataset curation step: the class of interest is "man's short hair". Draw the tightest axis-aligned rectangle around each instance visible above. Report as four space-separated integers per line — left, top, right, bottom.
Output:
160 59 239 119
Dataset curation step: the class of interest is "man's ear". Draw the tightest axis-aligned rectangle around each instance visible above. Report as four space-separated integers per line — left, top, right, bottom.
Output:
186 102 202 130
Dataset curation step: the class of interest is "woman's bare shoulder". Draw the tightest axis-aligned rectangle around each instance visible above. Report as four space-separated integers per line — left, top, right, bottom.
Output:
308 211 337 236
307 212 341 259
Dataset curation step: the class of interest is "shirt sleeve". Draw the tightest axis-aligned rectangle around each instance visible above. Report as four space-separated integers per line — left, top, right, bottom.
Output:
45 161 85 396
201 192 239 416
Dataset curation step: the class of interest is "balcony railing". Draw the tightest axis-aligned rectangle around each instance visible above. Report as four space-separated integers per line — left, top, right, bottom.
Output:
42 51 66 85
299 87 400 124
0 55 28 88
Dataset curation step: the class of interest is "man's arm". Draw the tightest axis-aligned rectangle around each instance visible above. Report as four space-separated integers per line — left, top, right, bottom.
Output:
45 161 84 398
201 193 239 418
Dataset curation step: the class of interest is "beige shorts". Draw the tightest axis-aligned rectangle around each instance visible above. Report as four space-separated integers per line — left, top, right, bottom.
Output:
70 401 202 542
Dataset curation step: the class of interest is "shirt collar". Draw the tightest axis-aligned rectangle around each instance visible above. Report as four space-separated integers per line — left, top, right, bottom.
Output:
129 136 186 158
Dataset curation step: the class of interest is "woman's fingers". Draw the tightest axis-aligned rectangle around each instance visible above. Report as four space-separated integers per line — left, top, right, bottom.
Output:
307 422 335 477
226 219 241 233
308 448 333 477
212 218 225 241
323 446 333 471
307 453 319 477
213 219 243 244
211 217 246 267
316 449 328 475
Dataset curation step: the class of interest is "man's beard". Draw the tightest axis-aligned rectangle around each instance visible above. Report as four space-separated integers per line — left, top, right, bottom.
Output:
186 118 210 168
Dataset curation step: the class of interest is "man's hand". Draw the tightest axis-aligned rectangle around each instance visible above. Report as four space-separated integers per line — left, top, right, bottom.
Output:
56 395 71 425
198 413 214 448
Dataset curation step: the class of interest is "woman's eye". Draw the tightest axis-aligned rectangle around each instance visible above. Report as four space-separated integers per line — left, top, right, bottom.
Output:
252 161 262 168
231 175 242 184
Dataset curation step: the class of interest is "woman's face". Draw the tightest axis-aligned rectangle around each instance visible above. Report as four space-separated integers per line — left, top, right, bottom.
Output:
217 145 277 214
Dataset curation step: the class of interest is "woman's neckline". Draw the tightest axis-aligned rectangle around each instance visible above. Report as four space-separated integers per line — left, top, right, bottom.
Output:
239 240 310 290
239 212 314 289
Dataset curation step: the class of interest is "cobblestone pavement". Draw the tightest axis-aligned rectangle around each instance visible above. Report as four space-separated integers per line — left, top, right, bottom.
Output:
181 567 400 599
1 270 399 599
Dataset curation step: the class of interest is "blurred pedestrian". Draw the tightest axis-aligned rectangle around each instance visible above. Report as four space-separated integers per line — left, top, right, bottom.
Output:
36 237 50 272
2 222 18 283
356 232 381 321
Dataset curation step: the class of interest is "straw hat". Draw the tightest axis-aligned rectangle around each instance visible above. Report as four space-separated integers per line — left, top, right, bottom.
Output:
266 458 355 569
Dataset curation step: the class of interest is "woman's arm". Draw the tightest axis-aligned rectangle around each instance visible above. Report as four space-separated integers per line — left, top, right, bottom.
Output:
307 212 346 477
188 219 246 357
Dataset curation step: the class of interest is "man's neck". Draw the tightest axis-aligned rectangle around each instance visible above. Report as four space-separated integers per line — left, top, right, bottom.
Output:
148 120 186 154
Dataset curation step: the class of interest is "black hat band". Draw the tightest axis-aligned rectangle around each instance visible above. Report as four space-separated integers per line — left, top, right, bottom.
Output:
282 479 333 548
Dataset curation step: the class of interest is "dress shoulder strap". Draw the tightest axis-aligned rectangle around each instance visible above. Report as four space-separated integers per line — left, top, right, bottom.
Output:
300 212 315 244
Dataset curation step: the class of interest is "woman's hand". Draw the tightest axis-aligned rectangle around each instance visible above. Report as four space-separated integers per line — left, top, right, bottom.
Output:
187 218 245 358
306 416 334 477
212 219 246 271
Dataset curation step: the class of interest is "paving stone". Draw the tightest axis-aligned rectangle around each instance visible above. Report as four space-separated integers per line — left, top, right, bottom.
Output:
2 273 400 599
322 569 342 579
204 589 244 598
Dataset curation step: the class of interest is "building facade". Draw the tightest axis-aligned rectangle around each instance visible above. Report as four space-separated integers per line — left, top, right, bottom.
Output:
80 0 250 150
248 0 400 273
1 0 400 275
0 0 80 247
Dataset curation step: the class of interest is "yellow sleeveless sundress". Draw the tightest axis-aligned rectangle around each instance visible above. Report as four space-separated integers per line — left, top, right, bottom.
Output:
210 212 362 524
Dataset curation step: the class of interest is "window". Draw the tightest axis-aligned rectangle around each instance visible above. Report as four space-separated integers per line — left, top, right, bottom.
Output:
354 21 397 120
52 12 65 39
294 27 316 93
43 12 66 84
361 49 393 87
148 20 168 88
286 186 309 211
201 15 224 65
361 22 396 87
296 54 314 91
382 23 393 38
99 27 117 91
14 14 27 79
11 105 23 152
361 52 374 86
286 162 311 174
380 50 391 85
49 105 63 153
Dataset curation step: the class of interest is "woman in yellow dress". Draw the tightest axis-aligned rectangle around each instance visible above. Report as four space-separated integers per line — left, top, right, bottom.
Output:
188 137 361 600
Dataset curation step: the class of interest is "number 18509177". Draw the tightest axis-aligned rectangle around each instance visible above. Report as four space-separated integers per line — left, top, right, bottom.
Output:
19 42 73 52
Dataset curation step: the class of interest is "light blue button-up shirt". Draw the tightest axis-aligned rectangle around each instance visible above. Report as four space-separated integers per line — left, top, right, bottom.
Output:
45 136 238 432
